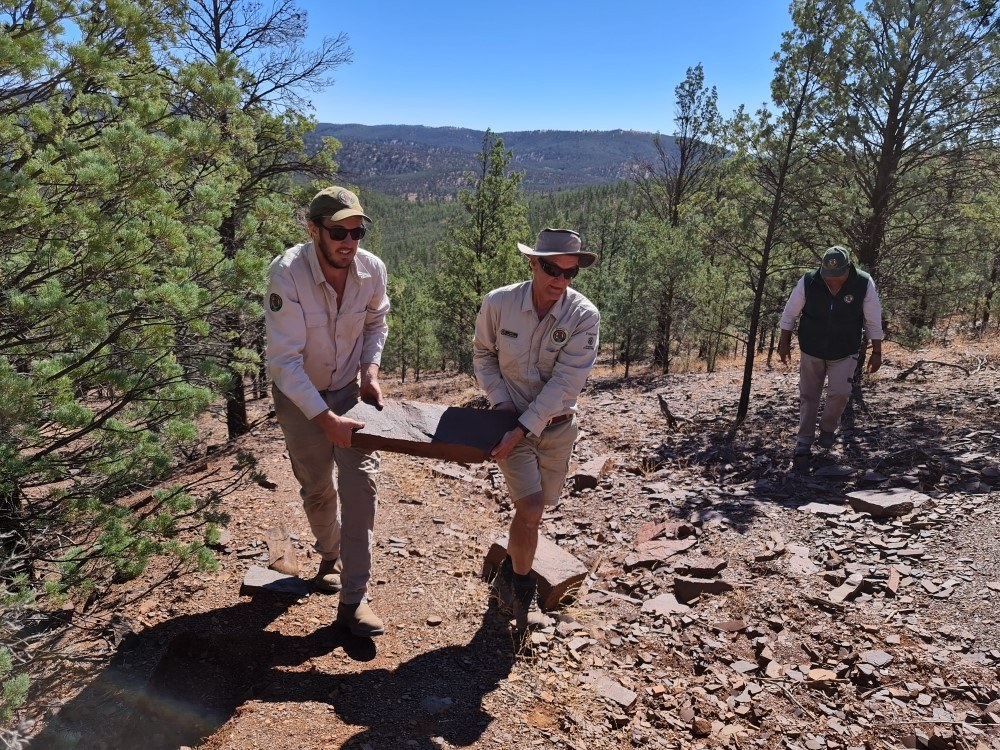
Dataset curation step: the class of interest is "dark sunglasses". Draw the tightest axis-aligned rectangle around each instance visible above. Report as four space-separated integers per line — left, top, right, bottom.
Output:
537 257 580 280
320 224 366 241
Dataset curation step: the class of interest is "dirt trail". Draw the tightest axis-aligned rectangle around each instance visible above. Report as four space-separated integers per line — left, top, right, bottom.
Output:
19 340 1000 750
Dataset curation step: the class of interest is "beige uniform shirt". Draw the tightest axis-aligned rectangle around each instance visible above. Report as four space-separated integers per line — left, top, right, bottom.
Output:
473 281 600 437
264 242 389 420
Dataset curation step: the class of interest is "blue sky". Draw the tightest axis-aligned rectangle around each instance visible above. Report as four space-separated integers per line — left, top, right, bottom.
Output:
298 1 795 133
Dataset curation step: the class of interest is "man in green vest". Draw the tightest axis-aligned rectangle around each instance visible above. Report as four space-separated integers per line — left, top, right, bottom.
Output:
777 246 884 457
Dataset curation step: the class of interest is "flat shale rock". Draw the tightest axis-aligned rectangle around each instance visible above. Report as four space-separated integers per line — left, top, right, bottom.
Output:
673 556 728 578
624 538 698 570
798 502 849 516
482 534 587 610
674 575 734 602
641 593 690 616
788 555 820 576
594 676 638 709
345 398 518 462
572 454 614 491
846 488 929 517
829 573 865 603
240 565 310 598
265 525 299 576
635 519 696 545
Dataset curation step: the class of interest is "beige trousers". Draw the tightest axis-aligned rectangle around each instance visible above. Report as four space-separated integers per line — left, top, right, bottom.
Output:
273 384 379 605
797 352 858 444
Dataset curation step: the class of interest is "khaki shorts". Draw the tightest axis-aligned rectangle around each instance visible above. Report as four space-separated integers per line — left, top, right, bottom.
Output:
497 417 579 505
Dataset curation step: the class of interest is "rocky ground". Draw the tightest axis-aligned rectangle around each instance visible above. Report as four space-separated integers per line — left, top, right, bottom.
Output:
11 338 1000 750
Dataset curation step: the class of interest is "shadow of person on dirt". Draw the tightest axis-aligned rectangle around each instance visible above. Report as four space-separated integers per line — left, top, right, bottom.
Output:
333 603 517 749
246 602 518 749
29 595 515 750
27 593 364 750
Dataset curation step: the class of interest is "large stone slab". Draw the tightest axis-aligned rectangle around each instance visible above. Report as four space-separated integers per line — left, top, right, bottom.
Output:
345 398 519 463
482 534 588 610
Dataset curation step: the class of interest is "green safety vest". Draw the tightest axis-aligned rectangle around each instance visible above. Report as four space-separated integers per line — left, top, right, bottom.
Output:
797 267 870 361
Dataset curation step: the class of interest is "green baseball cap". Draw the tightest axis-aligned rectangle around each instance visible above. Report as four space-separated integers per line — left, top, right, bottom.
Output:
820 245 851 278
308 186 373 223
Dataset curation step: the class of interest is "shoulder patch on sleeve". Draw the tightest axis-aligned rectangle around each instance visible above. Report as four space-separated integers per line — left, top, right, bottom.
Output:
269 293 283 312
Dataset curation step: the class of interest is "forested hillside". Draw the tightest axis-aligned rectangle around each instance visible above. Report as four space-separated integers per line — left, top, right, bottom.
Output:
310 123 674 198
3 1 1000 745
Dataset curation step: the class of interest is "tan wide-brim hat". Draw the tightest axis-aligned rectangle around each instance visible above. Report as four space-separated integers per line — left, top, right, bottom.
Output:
308 186 373 223
517 228 598 269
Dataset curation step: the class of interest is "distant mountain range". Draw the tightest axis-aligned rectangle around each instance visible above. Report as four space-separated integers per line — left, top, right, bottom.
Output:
309 123 675 200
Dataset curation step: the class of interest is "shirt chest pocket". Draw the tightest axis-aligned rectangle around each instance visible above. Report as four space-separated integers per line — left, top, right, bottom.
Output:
304 311 329 329
497 332 529 371
537 345 561 378
338 311 367 343
302 311 334 370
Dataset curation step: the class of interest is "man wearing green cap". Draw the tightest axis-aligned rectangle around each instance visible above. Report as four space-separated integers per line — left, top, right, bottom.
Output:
777 245 884 457
264 186 389 637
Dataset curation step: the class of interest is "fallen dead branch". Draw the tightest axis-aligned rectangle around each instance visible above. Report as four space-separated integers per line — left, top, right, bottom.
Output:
895 360 970 381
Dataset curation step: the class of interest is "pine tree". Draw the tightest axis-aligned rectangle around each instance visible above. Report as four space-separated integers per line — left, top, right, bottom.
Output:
167 0 351 437
432 131 529 372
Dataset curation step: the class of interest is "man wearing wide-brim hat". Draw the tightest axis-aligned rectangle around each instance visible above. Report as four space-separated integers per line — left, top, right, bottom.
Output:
777 245 884 458
473 228 600 633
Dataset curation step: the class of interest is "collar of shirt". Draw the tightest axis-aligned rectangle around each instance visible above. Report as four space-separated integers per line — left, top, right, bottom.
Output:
304 241 373 286
521 280 567 318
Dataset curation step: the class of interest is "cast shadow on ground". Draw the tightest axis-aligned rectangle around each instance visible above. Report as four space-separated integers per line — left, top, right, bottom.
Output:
256 601 517 749
29 595 515 750
640 380 998 535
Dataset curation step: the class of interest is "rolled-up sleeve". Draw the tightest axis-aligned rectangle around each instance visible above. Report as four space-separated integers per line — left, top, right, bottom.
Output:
264 264 328 420
864 278 884 341
361 262 390 366
473 295 513 407
779 276 806 331
518 309 600 437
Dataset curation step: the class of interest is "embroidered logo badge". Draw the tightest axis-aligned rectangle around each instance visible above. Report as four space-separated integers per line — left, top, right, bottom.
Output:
585 333 596 350
338 189 354 206
269 293 283 312
551 328 568 345
500 329 518 338
844 294 854 304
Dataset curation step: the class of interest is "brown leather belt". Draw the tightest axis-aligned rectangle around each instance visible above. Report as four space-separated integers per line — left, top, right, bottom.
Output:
547 413 572 428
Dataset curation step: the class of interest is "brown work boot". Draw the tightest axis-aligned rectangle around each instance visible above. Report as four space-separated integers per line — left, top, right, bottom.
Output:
337 600 385 637
313 558 342 592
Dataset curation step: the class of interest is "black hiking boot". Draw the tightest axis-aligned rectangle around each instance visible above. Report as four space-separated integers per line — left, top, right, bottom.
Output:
492 556 538 632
